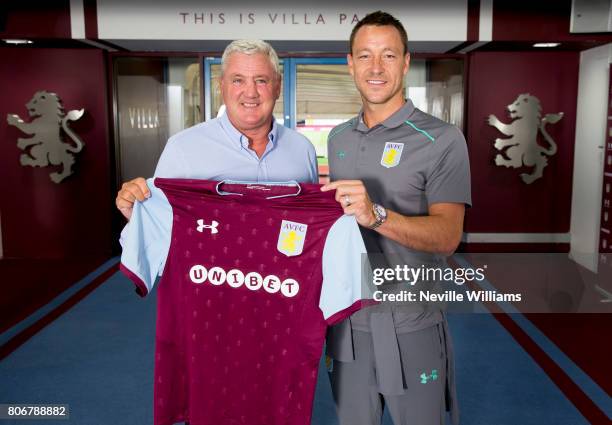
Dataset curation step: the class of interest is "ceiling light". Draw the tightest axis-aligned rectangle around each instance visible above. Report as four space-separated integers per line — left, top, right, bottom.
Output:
2 39 33 45
533 43 560 48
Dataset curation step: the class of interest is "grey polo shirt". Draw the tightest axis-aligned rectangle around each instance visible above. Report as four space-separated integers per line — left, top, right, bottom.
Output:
328 99 472 333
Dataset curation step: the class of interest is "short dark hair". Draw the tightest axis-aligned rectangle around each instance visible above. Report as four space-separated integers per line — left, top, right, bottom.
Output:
349 11 409 56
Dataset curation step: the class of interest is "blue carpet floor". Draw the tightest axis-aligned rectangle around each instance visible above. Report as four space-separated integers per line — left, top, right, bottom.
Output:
0 270 592 424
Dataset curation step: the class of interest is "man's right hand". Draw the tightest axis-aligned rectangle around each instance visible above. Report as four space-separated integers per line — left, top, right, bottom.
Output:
116 177 150 220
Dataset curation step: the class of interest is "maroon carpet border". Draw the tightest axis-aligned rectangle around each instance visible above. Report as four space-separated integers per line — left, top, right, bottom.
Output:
489 311 609 423
450 255 610 423
0 262 119 361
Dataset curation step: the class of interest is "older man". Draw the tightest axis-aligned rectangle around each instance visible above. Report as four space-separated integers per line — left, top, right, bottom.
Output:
322 11 471 425
116 39 318 218
116 40 321 425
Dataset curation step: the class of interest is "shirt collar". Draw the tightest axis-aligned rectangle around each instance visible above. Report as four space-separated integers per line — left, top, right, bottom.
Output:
219 111 278 150
354 99 416 132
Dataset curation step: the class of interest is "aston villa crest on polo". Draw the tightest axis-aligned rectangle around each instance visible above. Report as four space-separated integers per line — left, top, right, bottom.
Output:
277 220 308 256
381 142 404 168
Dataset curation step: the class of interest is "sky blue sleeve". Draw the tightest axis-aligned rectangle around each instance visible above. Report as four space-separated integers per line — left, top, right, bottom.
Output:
119 178 173 296
308 144 319 183
320 215 370 324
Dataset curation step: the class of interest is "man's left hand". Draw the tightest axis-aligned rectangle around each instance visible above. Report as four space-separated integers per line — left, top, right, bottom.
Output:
321 180 376 228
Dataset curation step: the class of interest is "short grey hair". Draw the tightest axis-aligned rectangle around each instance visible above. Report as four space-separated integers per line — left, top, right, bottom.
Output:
221 39 281 77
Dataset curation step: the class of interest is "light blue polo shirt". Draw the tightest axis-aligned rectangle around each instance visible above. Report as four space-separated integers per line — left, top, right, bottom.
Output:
154 112 318 182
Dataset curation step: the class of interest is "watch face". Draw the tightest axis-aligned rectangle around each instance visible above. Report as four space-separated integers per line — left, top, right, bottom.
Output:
374 204 387 220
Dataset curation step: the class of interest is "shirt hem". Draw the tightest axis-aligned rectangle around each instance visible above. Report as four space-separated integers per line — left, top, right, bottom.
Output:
119 263 149 297
326 299 378 326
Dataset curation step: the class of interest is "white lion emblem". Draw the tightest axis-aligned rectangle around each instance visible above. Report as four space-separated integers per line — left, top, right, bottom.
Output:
7 91 85 183
487 94 563 184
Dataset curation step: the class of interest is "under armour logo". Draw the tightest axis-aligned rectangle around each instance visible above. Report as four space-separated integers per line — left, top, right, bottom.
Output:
197 219 219 234
420 369 438 384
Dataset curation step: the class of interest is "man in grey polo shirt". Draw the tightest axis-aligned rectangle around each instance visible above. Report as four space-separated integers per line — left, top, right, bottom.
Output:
321 11 471 425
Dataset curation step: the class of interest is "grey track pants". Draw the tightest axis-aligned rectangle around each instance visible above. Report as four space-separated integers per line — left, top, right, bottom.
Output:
329 325 447 425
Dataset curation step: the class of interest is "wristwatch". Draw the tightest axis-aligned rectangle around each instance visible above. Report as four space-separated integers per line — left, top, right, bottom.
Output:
370 203 387 229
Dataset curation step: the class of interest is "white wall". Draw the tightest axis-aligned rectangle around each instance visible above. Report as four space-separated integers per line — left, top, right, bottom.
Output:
95 0 467 41
570 43 612 272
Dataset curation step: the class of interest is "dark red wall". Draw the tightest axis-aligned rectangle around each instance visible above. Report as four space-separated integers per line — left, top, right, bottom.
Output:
0 47 112 259
0 1 71 39
492 0 610 42
465 51 579 233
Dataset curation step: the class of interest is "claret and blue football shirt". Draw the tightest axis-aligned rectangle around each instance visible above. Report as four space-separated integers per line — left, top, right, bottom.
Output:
120 178 370 425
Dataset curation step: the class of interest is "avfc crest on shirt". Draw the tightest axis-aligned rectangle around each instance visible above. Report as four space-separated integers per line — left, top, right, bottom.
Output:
381 142 404 168
277 220 308 257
